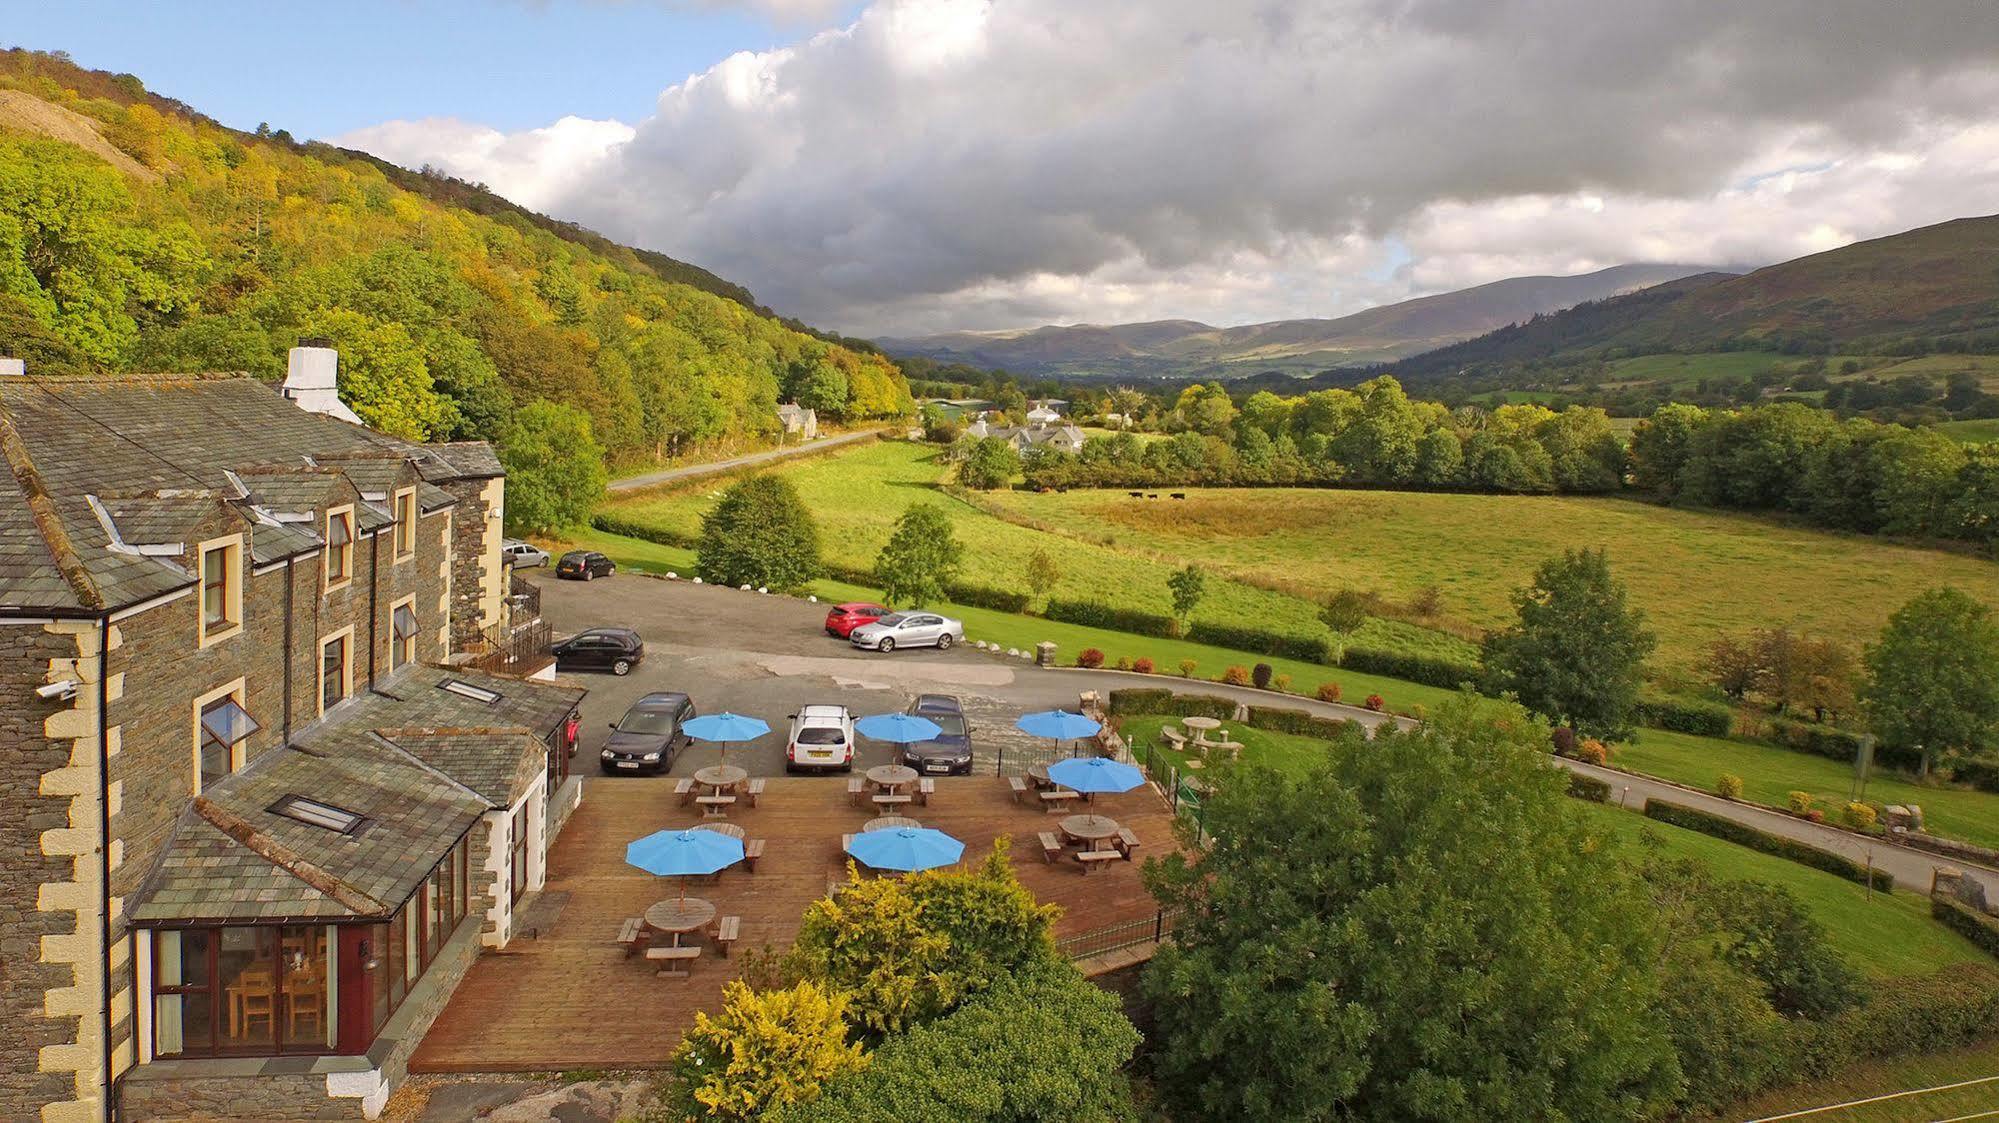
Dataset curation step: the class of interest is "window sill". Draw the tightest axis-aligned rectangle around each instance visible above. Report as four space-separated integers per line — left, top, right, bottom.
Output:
325 577 353 594
198 622 243 650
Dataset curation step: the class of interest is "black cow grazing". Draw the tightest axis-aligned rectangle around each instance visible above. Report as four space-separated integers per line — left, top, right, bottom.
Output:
1147 493 1160 499
1128 491 1144 498
1170 492 1187 500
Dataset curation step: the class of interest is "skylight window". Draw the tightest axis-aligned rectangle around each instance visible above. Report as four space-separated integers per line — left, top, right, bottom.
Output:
439 679 501 704
269 794 367 835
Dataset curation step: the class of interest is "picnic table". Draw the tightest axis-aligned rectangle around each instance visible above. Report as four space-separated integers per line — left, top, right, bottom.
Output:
1026 761 1057 789
694 764 748 791
1181 716 1221 744
866 764 918 791
864 815 920 832
691 821 746 840
644 897 717 943
1059 814 1121 849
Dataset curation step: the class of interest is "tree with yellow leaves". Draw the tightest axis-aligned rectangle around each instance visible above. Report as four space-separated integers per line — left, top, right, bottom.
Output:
668 979 866 1122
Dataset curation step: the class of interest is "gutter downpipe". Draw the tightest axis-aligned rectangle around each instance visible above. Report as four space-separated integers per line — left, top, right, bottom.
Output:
99 613 115 1122
367 532 379 689
282 556 294 743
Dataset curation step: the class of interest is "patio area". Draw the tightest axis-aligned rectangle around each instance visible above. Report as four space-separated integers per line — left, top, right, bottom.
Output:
409 774 1179 1072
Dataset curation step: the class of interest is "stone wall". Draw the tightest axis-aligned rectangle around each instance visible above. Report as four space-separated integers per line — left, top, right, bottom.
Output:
438 477 505 650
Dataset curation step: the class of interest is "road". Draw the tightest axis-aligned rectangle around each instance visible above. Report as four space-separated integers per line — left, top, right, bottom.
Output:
607 429 883 493
538 573 1993 899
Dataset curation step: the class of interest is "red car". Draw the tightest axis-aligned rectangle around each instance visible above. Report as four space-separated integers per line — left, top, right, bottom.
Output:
825 602 889 638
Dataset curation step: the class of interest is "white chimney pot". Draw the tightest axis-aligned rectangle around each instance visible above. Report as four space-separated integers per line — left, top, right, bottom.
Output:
0 358 24 376
281 345 363 426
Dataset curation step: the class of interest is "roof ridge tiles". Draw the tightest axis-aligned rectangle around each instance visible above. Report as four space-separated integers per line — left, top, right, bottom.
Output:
192 794 388 915
0 397 105 610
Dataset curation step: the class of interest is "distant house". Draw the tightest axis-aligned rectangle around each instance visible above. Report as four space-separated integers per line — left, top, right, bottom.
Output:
1100 412 1133 429
777 402 818 440
1025 405 1062 426
973 423 1087 455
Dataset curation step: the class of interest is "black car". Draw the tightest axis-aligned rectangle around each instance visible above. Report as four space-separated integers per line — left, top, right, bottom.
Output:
601 692 695 775
555 550 616 581
551 627 644 675
899 693 974 775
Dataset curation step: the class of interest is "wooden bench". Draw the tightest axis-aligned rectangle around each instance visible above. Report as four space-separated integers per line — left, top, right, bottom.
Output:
646 944 702 977
846 776 867 806
674 778 696 805
1160 726 1187 749
744 778 766 808
916 777 936 806
1039 789 1082 812
1115 827 1142 860
695 794 737 818
742 838 765 873
712 915 741 958
616 917 645 955
1007 776 1030 804
872 792 913 809
1037 831 1063 863
1076 850 1121 874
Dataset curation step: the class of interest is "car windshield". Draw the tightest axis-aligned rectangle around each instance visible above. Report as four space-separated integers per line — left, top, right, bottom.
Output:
925 716 967 737
616 709 674 734
876 613 909 626
797 727 846 745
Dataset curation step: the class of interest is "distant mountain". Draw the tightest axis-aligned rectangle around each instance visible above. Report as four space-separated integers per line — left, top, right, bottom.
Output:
879 263 1729 379
1393 214 1999 380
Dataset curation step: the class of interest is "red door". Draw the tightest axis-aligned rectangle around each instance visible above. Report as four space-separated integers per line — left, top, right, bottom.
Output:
335 926 375 1054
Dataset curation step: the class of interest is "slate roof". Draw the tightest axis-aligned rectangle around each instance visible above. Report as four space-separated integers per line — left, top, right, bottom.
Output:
128 664 586 924
0 373 501 615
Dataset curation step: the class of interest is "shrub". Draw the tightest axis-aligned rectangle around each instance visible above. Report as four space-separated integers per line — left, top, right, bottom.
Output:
1189 622 1331 663
942 581 1031 614
1575 739 1609 766
1221 665 1252 686
1076 648 1105 669
1104 688 1172 715
1178 658 1199 678
1246 706 1354 740
1840 802 1877 830
1633 697 1733 737
1550 726 1577 756
696 475 823 591
1113 656 1131 671
1567 773 1612 802
1786 791 1815 816
1132 657 1155 675
763 963 1140 1123
1932 897 1999 959
668 980 866 1121
1642 801 1893 891
1252 663 1273 689
1716 773 1744 800
1805 808 1825 823
1341 647 1479 688
1044 598 1175 637
1316 681 1342 703
1272 673 1291 692
1364 693 1385 712
592 511 698 548
1761 717 1887 766
1792 965 1999 1079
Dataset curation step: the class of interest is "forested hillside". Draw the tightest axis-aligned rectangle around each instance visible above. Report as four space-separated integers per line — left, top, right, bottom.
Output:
0 48 911 471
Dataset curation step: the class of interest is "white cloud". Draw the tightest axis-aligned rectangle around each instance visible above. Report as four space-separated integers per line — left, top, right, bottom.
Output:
339 0 1999 336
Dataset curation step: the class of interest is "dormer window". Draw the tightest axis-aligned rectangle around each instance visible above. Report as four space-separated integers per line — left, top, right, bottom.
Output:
193 683 257 794
391 599 418 669
392 487 417 560
325 506 353 588
196 535 243 647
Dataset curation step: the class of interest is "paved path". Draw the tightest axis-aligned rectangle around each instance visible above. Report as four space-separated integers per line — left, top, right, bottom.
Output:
608 429 882 493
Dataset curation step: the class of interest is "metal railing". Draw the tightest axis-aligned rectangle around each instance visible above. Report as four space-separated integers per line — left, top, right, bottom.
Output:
509 573 542 621
466 617 551 675
1057 908 1180 960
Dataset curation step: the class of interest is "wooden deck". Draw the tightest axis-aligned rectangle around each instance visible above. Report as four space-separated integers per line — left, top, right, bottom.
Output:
409 775 1178 1072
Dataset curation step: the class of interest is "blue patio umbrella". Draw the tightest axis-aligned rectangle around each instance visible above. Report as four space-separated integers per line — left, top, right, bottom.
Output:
845 827 965 873
626 828 746 903
1015 709 1102 743
680 711 771 769
855 712 943 744
1048 755 1144 794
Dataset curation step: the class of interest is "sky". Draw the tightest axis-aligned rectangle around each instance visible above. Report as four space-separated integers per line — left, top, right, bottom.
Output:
9 1 1999 339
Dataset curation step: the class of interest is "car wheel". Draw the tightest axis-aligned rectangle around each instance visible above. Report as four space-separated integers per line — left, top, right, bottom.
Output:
612 658 632 676
936 633 954 650
582 567 594 581
878 637 895 652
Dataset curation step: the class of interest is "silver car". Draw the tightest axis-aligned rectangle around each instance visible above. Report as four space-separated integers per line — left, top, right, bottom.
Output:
502 540 550 568
850 611 964 652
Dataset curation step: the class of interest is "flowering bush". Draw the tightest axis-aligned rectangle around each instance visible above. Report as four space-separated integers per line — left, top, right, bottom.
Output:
1716 773 1745 800
1221 666 1252 686
1364 694 1385 712
1113 656 1132 671
1316 681 1342 703
1805 808 1826 823
1272 673 1291 692
1841 802 1878 830
1133 657 1155 675
1787 791 1815 816
1178 658 1198 678
1575 739 1609 766
1076 648 1105 669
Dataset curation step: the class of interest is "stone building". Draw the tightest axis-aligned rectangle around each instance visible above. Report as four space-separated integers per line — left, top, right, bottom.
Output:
775 402 817 440
0 359 585 1121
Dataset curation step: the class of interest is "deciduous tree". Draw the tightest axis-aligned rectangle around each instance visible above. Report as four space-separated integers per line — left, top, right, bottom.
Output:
497 399 606 534
876 503 961 607
1862 586 1999 776
1483 547 1655 738
669 980 867 1122
697 474 823 591
1167 563 1206 632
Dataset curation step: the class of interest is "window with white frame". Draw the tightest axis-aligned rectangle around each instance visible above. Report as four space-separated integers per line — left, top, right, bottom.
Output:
319 630 352 714
196 536 243 645
392 488 417 559
324 507 353 588
390 599 418 669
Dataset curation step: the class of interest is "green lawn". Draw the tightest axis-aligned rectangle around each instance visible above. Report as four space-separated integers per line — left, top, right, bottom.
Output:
1601 350 1803 388
986 481 1999 678
1116 714 1345 778
1710 1039 1999 1122
1935 417 1999 444
1613 728 1999 851
599 440 1477 666
1576 801 1991 980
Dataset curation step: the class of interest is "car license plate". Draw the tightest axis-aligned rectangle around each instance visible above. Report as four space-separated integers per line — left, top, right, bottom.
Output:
615 761 639 770
926 763 950 773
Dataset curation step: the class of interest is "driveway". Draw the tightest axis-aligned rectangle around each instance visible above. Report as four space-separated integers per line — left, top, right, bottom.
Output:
539 573 1399 779
607 429 882 493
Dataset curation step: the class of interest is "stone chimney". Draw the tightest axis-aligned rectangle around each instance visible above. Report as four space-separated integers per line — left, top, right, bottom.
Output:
280 340 363 425
0 357 24 376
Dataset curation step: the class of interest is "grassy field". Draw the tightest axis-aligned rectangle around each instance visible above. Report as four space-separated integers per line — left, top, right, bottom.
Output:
1613 728 1999 850
1711 1040 1999 1122
597 440 1478 665
985 483 1999 676
1936 417 1999 444
1601 350 1803 387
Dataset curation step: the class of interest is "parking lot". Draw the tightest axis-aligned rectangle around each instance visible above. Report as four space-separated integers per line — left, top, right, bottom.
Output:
542 573 1109 778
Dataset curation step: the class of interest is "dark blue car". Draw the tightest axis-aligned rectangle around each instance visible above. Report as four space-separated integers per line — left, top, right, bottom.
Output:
900 693 974 775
